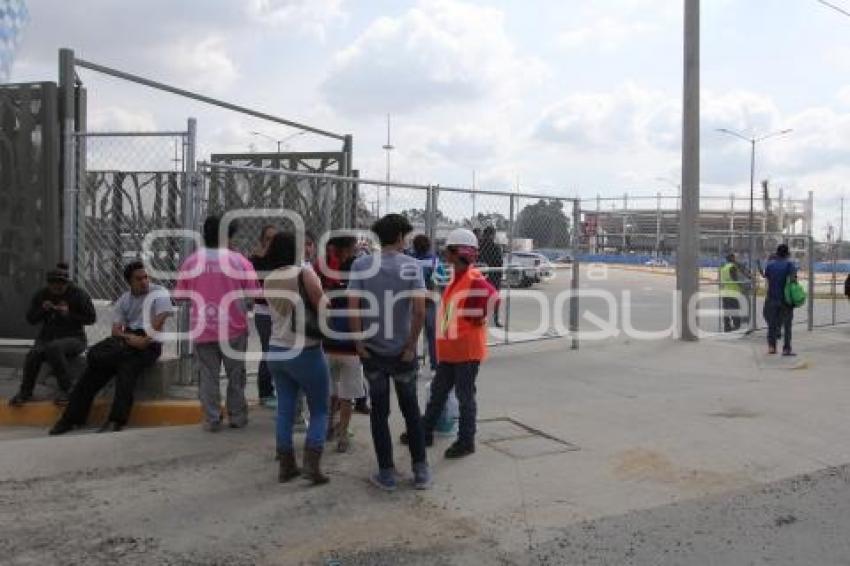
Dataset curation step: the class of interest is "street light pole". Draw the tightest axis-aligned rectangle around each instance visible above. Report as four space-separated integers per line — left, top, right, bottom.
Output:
250 130 306 153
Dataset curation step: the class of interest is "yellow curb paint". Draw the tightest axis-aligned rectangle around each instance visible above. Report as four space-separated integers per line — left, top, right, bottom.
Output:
0 399 204 427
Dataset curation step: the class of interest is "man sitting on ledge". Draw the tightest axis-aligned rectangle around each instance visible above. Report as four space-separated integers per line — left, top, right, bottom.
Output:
49 260 173 435
9 262 96 407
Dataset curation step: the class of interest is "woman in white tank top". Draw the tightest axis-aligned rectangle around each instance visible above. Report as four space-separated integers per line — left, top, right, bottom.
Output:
263 232 331 486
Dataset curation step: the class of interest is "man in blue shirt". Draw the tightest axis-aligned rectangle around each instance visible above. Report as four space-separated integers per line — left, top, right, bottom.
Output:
762 244 797 356
349 214 431 491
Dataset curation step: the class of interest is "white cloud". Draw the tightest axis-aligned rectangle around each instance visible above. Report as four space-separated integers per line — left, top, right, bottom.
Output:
534 84 671 150
532 84 850 196
246 0 345 39
88 107 158 131
557 18 656 52
427 124 505 166
321 0 544 115
159 36 239 94
837 86 850 107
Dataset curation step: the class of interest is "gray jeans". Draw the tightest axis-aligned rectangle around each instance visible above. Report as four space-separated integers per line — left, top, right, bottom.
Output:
195 334 248 425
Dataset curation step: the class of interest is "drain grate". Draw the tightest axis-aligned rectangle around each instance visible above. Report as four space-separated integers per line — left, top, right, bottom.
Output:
478 417 579 460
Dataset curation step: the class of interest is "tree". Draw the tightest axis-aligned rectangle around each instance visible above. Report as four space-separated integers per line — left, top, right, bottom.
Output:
514 199 571 248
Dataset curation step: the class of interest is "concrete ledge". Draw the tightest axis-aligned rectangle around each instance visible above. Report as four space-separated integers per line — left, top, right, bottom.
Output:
0 346 29 368
0 346 188 400
0 398 204 427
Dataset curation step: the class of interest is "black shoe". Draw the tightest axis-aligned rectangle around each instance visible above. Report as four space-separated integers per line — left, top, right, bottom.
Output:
49 419 75 436
782 349 797 357
400 431 434 447
354 399 371 415
97 421 124 433
8 392 31 407
444 441 475 459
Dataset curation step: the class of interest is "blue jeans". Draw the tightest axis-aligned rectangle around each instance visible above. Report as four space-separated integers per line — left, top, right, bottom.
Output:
361 354 427 471
267 345 329 451
424 301 438 371
422 361 479 447
254 313 274 399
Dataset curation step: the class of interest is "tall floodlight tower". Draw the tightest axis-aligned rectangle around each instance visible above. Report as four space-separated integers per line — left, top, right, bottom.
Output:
382 114 394 214
0 0 29 81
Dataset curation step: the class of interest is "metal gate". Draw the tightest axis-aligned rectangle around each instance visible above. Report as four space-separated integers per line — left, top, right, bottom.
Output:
72 124 196 301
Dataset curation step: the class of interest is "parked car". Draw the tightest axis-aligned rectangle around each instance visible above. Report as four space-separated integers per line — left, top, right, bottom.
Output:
503 252 555 287
554 254 573 264
644 258 670 267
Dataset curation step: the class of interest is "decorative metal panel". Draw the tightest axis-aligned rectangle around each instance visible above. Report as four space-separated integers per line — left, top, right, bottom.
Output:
0 82 60 339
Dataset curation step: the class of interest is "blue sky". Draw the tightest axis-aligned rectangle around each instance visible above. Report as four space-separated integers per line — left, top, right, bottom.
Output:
10 0 850 236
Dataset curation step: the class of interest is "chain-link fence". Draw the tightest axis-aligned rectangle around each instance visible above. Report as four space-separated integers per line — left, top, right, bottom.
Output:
198 161 581 348
807 239 850 327
72 130 194 355
74 131 192 301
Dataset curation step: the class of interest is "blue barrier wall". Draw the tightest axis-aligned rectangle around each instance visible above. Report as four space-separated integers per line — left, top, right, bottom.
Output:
573 255 850 273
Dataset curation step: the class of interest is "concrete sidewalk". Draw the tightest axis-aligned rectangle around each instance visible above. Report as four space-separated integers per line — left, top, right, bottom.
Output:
1 326 849 565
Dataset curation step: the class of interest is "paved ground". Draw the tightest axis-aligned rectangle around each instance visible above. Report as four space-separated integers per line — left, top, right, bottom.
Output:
500 266 850 341
2 324 850 565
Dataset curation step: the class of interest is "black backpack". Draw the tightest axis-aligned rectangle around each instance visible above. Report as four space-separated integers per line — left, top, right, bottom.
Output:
845 274 850 299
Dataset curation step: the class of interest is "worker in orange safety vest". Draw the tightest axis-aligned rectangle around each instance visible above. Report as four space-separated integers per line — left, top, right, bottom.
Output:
408 227 498 459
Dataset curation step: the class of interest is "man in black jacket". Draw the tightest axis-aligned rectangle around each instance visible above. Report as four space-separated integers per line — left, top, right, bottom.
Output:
478 226 504 327
9 263 96 406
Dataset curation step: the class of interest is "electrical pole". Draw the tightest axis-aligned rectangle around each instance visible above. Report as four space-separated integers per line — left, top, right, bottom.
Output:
678 0 700 341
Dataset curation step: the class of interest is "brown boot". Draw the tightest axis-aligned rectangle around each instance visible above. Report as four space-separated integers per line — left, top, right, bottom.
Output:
278 450 300 483
302 446 330 485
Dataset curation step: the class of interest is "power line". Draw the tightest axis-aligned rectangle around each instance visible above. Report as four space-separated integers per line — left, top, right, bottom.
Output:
815 0 850 18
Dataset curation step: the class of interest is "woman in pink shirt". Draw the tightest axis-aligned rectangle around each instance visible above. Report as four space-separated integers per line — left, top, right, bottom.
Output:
175 216 260 431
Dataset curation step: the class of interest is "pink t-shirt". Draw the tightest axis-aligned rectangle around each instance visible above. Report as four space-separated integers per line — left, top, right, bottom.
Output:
175 248 260 343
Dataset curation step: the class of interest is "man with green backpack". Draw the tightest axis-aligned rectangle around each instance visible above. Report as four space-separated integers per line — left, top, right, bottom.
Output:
763 244 804 356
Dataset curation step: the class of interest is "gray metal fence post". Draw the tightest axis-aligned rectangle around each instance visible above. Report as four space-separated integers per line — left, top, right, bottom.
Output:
183 118 197 246
570 199 580 350
504 194 515 345
832 239 837 326
425 185 435 242
60 48 78 277
179 119 197 369
808 235 815 331
342 134 353 228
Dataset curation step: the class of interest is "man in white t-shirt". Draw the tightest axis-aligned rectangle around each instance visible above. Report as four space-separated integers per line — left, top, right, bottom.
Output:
50 261 174 435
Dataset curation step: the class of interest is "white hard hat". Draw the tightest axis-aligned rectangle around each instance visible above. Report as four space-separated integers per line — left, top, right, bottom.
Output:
445 228 479 249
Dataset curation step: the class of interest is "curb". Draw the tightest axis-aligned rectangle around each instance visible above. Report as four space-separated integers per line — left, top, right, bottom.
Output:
0 398 204 428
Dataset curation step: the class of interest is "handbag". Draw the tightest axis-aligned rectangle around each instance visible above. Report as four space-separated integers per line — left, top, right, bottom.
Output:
782 263 806 309
290 268 325 340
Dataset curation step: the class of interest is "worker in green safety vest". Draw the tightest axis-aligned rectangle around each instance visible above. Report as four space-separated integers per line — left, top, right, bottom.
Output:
720 253 746 332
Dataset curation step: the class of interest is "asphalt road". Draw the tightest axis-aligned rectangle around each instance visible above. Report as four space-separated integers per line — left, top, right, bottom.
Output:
500 266 850 343
531 464 850 566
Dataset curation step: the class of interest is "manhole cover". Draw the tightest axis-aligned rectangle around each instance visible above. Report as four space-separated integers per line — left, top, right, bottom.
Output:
478 417 579 460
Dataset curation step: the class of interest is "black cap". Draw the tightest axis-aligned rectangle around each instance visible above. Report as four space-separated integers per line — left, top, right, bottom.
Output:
46 262 70 283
